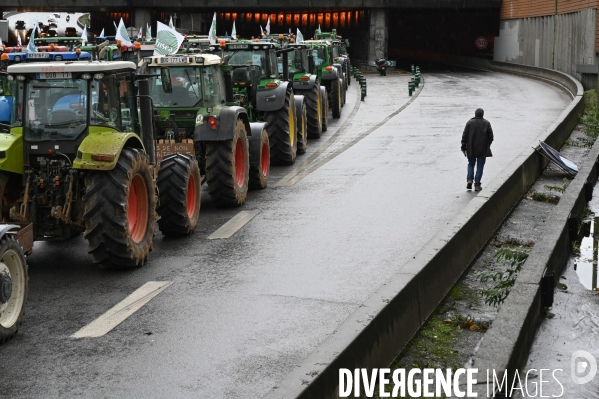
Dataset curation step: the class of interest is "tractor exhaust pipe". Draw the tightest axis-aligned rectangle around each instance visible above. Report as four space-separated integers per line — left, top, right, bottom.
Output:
137 79 156 166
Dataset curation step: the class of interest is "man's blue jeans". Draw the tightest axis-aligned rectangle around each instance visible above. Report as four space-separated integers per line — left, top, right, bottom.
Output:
467 157 486 186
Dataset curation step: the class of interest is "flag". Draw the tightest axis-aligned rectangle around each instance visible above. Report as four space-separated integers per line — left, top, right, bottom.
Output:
260 25 264 36
138 26 142 40
81 25 88 45
231 21 237 40
35 18 41 34
153 21 184 56
208 12 217 45
146 24 152 41
225 31 228 37
17 33 22 47
99 28 105 38
115 18 132 47
297 28 304 43
113 21 118 34
265 16 270 35
169 16 174 29
316 24 321 34
27 27 37 53
289 27 292 35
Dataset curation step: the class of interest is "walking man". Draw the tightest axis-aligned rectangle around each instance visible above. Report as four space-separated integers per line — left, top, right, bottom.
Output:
461 108 493 191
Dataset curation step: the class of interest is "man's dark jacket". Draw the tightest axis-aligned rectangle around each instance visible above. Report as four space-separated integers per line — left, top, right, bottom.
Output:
461 116 494 158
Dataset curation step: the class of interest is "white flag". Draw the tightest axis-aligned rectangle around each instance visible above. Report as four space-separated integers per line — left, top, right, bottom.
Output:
99 28 105 37
138 26 142 40
297 28 304 43
113 21 118 34
317 24 321 34
27 27 37 53
265 16 270 35
231 21 237 40
169 16 174 29
208 12 217 45
35 18 41 34
115 18 132 47
153 21 184 56
146 24 152 41
17 33 22 47
260 25 264 37
81 25 88 45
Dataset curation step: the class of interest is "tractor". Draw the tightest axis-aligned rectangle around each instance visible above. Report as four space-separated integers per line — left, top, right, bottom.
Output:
314 29 352 89
1 45 191 268
208 39 307 165
139 54 270 210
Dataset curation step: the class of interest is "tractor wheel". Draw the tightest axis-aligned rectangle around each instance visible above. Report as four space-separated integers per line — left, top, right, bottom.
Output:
345 61 351 86
331 78 342 119
157 153 201 237
0 235 27 344
249 128 270 190
296 99 308 155
83 148 156 268
340 77 347 106
265 87 297 165
206 119 250 207
321 86 329 132
300 83 322 139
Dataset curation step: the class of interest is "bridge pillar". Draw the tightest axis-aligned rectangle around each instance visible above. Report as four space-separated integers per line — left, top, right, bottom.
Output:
368 9 387 67
134 9 152 33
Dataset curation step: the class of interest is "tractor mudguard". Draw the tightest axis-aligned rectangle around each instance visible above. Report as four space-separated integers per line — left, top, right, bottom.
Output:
292 75 318 92
194 106 250 141
0 129 24 174
248 122 267 167
320 67 338 81
320 86 328 105
255 81 291 112
73 128 145 171
293 94 305 124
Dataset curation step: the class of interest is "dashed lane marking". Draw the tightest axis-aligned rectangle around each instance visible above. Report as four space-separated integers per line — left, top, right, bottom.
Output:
71 281 173 339
208 210 260 239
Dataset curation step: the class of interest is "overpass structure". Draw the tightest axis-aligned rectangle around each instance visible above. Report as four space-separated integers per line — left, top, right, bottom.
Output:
2 1 502 67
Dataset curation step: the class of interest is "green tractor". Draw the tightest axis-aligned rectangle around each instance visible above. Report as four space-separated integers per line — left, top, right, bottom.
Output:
139 54 270 208
1 50 196 268
209 39 307 165
314 29 352 89
301 38 345 119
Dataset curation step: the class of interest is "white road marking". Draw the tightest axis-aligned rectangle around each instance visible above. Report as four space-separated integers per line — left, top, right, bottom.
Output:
208 210 260 239
71 281 173 339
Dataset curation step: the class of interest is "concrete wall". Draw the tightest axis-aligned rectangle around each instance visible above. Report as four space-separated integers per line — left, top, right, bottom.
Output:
494 9 597 82
368 9 387 64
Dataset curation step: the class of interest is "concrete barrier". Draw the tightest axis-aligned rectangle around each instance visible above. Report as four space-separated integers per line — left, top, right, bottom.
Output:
264 62 584 399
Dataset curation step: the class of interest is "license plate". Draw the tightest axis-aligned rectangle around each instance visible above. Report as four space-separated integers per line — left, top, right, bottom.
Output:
160 57 188 64
36 72 72 79
28 53 49 59
228 44 249 50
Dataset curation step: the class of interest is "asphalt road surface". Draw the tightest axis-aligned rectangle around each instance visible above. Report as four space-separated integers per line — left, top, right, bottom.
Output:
0 68 571 398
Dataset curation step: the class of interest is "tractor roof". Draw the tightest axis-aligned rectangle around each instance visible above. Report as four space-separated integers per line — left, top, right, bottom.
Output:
144 53 222 67
7 60 136 74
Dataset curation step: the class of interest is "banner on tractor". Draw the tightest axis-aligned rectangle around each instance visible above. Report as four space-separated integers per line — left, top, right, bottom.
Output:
154 21 184 56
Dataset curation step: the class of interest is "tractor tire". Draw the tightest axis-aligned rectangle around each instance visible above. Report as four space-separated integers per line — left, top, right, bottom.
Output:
331 78 342 119
0 234 27 344
157 153 201 237
206 119 250 207
265 87 297 165
340 77 347 106
296 98 308 155
299 83 322 139
249 128 270 190
83 148 156 268
345 61 351 86
321 86 329 132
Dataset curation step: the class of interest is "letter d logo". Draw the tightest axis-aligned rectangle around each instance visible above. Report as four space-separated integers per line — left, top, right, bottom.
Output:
571 350 597 385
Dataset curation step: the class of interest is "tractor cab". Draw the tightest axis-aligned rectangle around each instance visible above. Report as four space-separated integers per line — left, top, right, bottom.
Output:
34 37 83 51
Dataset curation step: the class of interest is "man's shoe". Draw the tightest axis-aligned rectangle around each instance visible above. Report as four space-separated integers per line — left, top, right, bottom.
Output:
475 186 482 191
466 180 473 190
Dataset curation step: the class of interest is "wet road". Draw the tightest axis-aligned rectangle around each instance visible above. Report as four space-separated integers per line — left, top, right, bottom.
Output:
0 69 571 398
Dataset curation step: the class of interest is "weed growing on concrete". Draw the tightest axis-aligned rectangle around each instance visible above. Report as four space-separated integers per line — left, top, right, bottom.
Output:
581 90 599 141
530 191 560 204
474 247 530 307
545 178 570 194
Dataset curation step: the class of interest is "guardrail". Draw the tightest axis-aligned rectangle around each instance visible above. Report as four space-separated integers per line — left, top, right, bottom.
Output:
264 60 584 399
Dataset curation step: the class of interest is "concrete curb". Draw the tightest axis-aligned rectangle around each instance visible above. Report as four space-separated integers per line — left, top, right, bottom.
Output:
264 63 584 399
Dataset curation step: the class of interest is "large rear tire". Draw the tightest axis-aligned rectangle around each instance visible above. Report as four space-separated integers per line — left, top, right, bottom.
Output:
321 86 329 132
0 235 27 344
265 87 297 165
299 82 323 139
331 78 341 119
296 98 308 155
206 119 250 207
249 128 270 190
83 148 156 268
157 153 201 236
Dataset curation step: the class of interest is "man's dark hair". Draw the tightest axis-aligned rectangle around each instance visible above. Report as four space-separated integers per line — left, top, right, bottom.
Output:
475 108 484 117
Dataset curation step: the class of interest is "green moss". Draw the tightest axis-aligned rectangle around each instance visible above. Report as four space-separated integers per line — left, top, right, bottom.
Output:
448 281 480 305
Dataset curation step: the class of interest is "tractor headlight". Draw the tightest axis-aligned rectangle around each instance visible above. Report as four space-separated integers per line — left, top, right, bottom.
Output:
93 73 104 80
81 73 91 80
7 75 14 81
16 75 25 81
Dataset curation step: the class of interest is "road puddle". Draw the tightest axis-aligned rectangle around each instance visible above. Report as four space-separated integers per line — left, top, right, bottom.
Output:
575 217 599 290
